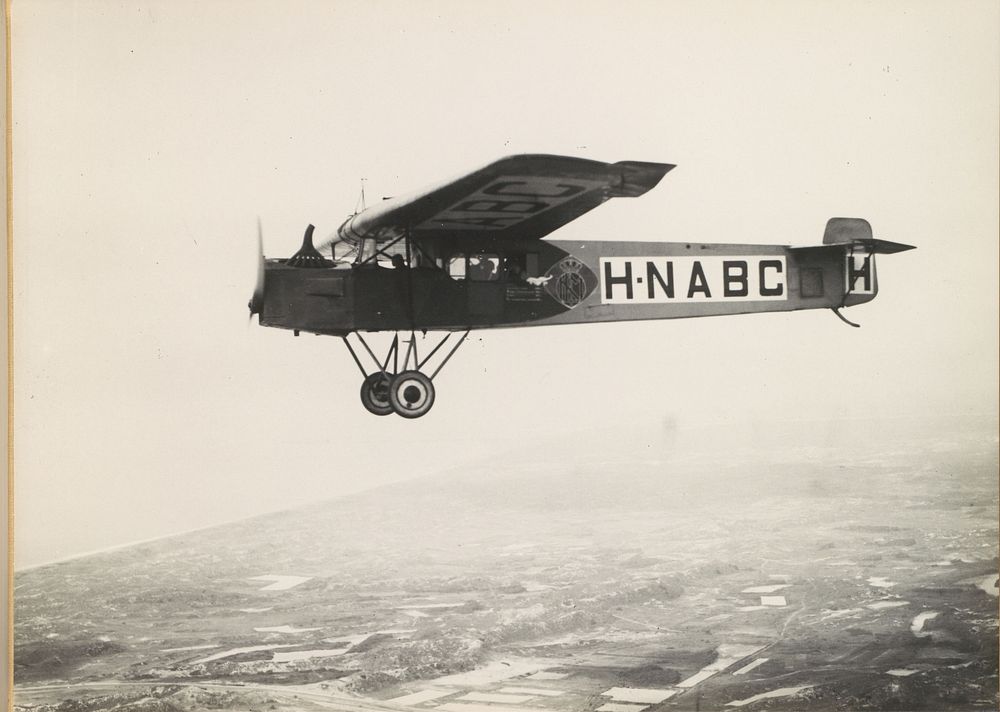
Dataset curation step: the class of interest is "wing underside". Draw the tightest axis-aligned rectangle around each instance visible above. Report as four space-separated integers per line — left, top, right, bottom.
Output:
334 154 673 246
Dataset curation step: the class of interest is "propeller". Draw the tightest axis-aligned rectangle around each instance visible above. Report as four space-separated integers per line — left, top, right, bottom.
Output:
248 218 266 322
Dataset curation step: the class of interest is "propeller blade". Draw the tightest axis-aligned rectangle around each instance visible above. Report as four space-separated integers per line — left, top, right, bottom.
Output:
248 218 266 319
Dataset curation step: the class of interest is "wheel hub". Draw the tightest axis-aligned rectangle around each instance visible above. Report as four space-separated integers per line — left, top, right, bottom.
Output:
403 385 422 403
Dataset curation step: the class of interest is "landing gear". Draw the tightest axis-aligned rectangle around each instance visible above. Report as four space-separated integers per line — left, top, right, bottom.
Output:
342 330 469 418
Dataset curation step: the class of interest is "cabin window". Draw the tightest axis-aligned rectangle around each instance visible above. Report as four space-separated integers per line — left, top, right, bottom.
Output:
448 256 466 280
502 253 545 285
447 253 505 281
469 254 500 282
502 255 528 282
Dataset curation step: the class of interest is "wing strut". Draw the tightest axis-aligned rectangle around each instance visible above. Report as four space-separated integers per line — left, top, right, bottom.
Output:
405 228 415 330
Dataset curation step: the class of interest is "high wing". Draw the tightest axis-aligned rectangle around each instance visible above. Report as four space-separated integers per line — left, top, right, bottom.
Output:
331 154 673 247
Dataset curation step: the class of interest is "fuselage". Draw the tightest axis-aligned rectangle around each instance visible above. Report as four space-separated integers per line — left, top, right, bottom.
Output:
256 238 877 336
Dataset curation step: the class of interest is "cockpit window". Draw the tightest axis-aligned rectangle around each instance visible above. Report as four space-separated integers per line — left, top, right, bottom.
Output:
358 238 378 264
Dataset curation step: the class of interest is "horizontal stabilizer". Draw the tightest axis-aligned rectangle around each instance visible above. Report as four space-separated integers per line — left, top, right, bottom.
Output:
820 217 915 253
792 238 915 254
862 238 916 254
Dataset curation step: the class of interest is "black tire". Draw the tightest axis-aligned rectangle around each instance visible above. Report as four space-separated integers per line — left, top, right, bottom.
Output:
388 370 435 418
360 372 394 416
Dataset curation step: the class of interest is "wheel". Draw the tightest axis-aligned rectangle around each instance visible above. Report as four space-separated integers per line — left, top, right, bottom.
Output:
360 372 394 416
388 370 435 418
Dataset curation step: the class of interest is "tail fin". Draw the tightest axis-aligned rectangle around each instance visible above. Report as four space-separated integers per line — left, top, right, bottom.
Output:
817 218 916 312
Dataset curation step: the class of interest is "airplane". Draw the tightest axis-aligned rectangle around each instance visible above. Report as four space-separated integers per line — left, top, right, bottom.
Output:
248 154 914 418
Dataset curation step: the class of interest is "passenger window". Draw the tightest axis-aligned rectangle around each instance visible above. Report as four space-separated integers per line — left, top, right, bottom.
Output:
503 255 527 282
469 254 500 282
448 256 466 280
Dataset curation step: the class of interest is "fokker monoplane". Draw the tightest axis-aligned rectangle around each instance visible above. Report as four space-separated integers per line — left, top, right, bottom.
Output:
248 154 913 418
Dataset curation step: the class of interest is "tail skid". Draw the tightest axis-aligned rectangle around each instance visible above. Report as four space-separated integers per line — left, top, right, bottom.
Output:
831 307 861 328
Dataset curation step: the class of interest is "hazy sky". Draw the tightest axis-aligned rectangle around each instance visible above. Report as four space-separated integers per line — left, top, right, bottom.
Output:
11 1 999 568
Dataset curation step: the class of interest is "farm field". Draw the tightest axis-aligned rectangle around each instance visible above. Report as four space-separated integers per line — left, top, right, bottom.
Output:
14 415 998 711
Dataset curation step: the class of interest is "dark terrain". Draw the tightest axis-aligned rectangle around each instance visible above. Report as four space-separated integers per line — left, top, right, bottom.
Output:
14 414 999 711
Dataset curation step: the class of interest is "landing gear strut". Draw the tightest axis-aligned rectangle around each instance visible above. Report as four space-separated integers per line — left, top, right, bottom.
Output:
342 330 470 418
